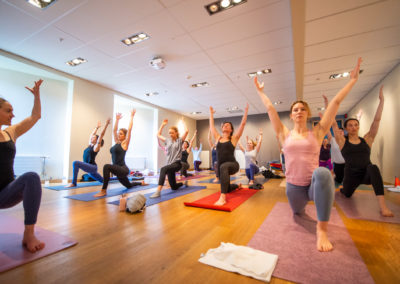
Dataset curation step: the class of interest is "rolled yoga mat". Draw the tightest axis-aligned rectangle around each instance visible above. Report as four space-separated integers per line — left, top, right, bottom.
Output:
247 202 373 284
184 188 258 212
0 213 77 273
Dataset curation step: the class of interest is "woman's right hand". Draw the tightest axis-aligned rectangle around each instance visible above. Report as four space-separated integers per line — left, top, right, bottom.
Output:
209 106 215 114
254 77 264 92
116 113 122 120
162 119 168 125
350 57 362 81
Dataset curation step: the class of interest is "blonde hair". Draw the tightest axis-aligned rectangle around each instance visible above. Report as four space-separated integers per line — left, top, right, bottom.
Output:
290 100 311 119
248 139 257 148
169 126 179 138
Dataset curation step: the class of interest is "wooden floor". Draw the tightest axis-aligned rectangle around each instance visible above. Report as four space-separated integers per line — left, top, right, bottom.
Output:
1 172 400 284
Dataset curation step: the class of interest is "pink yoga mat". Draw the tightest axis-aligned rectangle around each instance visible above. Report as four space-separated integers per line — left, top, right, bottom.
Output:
335 191 400 223
0 213 77 273
248 202 373 284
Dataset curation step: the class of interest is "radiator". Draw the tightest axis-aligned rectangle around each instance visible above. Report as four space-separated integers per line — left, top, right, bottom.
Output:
199 151 209 169
14 155 46 178
125 156 146 170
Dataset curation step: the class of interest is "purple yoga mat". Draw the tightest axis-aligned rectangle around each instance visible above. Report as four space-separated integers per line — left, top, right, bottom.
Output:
0 213 77 273
248 202 373 284
335 191 400 223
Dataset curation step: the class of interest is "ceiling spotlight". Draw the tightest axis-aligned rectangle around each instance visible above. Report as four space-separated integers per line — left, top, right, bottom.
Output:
121 32 150 46
329 69 363 80
205 0 247 15
226 106 242 113
317 107 325 111
247 68 272 78
145 92 159 97
27 0 58 9
191 111 202 115
66 57 87 67
273 101 282 105
191 82 209 88
150 57 166 70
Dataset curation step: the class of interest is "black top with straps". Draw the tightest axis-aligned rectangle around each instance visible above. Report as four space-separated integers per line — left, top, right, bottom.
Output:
110 143 126 166
83 145 98 165
0 130 16 190
341 136 371 171
181 150 189 163
216 140 236 165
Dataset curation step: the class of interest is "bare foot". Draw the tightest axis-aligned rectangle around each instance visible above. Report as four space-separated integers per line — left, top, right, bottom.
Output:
23 228 45 253
237 183 243 190
381 207 394 217
378 196 394 217
213 178 219 183
249 180 254 185
93 190 107 197
214 194 226 206
316 223 333 252
141 180 148 186
65 183 76 188
119 195 127 212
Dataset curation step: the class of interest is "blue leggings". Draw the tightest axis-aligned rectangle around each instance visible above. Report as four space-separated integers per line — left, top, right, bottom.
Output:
0 172 42 225
71 160 104 185
286 167 334 221
245 163 259 181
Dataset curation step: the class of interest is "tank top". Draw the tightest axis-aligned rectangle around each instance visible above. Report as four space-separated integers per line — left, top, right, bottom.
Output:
245 149 257 168
110 143 126 166
216 140 236 165
0 130 16 190
341 136 371 172
181 150 189 163
283 130 320 186
83 145 98 165
319 145 331 161
165 137 183 165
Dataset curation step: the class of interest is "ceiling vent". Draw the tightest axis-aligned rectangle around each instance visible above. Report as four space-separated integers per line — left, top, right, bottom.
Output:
150 57 166 70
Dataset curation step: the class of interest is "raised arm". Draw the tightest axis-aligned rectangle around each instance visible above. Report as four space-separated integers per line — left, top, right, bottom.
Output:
364 85 384 146
254 77 288 146
121 109 135 150
113 113 122 144
208 129 215 148
13 79 43 139
89 121 101 144
315 57 362 142
238 140 245 153
94 118 110 152
323 94 345 147
188 130 197 152
255 129 263 153
181 117 189 142
157 119 168 143
209 106 221 141
231 103 249 145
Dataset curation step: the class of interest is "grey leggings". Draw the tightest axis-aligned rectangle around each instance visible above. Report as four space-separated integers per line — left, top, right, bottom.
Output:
286 167 334 221
219 161 240 194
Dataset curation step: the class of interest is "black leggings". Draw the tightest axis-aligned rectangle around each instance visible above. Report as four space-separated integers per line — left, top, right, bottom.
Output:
180 161 190 177
333 163 345 184
159 161 183 190
102 164 141 190
219 161 240 194
341 164 384 197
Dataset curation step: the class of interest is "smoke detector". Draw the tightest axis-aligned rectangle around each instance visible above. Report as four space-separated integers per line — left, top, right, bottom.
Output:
150 56 166 70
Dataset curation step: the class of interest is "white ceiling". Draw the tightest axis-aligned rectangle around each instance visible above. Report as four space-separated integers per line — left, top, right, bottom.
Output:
0 0 399 119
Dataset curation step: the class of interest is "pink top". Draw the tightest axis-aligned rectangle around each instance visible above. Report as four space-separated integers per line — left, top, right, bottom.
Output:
283 130 320 186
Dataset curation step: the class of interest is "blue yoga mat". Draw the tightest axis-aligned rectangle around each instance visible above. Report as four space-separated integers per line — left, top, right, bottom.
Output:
45 177 144 191
65 184 157 202
198 176 243 184
108 185 207 207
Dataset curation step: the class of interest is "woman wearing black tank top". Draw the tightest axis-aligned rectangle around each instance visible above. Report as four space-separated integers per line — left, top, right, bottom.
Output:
180 130 197 178
334 86 393 217
209 104 248 206
94 110 146 197
0 79 45 253
66 119 110 187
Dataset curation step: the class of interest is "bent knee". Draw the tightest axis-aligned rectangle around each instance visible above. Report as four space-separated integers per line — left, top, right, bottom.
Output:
313 167 332 183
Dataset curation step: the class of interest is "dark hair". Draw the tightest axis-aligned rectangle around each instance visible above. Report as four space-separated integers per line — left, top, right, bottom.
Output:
119 128 128 136
344 118 359 128
183 141 189 147
339 127 343 130
222 121 234 138
100 139 104 147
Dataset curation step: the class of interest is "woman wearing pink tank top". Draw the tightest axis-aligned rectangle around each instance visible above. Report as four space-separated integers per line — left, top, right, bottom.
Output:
254 58 362 252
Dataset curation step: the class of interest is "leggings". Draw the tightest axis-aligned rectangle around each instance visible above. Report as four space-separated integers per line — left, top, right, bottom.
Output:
180 161 190 177
159 161 183 190
71 160 103 185
245 163 259 181
333 163 345 184
286 167 334 221
319 159 333 171
219 161 240 194
213 161 219 178
194 160 202 171
341 164 384 197
102 164 141 190
0 172 42 225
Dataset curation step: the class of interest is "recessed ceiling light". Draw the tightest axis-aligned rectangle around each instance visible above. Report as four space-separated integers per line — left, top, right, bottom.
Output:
191 82 209 88
226 106 243 113
317 107 325 111
329 69 363 80
66 57 87 67
145 92 159 97
273 101 282 105
191 111 202 115
121 32 150 46
247 68 272 78
205 0 247 15
27 0 58 9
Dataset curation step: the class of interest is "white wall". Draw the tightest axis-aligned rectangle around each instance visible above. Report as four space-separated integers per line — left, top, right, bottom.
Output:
348 63 400 183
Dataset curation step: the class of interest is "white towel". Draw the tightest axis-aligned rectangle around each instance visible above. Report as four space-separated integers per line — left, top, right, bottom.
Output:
199 242 278 282
387 186 400 192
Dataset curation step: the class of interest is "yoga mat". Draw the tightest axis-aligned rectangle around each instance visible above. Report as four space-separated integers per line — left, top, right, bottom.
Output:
108 186 207 207
0 213 77 273
198 176 243 184
184 188 258 212
44 177 144 191
65 184 157 202
334 191 400 224
248 202 373 284
175 175 207 182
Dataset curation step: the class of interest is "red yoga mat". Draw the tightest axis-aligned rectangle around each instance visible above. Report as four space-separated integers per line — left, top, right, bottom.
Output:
184 188 258 212
0 213 78 273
